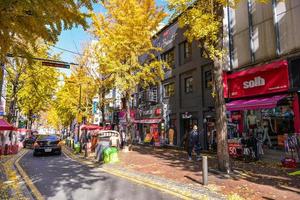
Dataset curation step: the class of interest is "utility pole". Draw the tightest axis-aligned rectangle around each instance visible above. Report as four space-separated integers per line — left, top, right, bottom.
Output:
78 83 82 152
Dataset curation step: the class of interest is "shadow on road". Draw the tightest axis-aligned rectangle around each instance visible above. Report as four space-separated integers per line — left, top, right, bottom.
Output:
19 150 176 200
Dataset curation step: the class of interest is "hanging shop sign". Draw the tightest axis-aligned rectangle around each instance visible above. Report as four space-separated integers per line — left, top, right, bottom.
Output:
226 60 289 98
139 105 162 119
155 108 161 116
182 112 192 119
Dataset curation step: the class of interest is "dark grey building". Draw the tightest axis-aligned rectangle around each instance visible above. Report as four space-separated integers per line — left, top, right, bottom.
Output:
134 20 215 147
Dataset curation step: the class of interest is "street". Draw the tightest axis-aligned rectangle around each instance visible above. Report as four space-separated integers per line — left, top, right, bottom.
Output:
18 150 179 200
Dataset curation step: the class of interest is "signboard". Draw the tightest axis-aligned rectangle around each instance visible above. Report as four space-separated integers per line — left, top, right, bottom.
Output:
153 23 178 50
227 60 289 98
0 101 4 116
42 61 70 69
228 142 243 157
182 112 192 119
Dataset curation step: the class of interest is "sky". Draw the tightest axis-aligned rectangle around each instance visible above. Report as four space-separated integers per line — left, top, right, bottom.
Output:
50 0 169 74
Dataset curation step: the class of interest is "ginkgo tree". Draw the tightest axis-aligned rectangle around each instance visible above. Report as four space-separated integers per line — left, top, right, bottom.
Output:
55 65 97 129
5 43 60 128
167 0 269 173
16 49 60 128
0 0 96 62
91 0 168 144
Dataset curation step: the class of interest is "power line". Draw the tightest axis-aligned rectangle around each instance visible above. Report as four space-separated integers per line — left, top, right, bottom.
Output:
51 45 83 56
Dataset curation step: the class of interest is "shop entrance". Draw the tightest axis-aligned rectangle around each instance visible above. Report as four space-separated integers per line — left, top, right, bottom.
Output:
181 115 198 145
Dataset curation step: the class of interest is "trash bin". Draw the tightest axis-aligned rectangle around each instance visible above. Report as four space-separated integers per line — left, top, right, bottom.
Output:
95 136 110 162
109 147 119 163
103 147 119 164
74 143 81 154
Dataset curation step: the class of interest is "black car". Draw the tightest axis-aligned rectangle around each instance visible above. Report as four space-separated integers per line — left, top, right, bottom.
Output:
33 134 62 156
23 136 36 149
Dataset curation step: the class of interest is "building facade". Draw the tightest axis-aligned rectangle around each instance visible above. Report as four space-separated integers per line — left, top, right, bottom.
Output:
223 0 300 154
134 20 213 147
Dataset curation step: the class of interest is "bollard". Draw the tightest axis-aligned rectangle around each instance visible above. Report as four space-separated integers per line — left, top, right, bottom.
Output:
84 143 88 158
202 156 208 185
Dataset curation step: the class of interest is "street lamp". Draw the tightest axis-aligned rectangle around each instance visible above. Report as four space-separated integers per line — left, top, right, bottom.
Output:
66 80 83 151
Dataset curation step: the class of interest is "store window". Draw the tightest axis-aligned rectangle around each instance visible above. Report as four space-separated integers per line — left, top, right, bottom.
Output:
164 83 175 97
161 49 175 68
204 70 212 89
179 41 192 64
185 77 193 93
227 96 296 152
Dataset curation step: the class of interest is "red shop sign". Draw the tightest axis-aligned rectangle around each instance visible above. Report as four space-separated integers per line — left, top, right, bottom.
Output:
155 108 161 116
227 60 289 98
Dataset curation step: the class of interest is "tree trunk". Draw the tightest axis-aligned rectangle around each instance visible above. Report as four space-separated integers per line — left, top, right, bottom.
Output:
124 93 133 150
101 89 105 125
213 57 230 173
8 83 18 123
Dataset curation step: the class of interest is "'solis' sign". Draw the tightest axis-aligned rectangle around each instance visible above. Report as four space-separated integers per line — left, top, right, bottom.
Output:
243 76 265 89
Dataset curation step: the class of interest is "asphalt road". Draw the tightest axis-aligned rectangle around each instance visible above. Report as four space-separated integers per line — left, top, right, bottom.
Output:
19 150 179 200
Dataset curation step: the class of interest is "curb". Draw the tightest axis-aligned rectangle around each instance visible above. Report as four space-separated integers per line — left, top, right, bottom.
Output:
63 146 224 200
1 149 35 200
14 150 44 200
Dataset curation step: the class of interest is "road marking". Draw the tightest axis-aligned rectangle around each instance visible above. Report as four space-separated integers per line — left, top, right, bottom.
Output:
62 147 196 200
15 149 44 200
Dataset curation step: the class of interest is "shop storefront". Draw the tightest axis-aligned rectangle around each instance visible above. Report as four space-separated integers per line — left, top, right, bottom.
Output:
181 112 198 142
225 60 299 160
134 105 164 146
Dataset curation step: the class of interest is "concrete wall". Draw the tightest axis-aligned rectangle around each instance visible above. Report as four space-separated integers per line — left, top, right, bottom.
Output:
226 0 300 69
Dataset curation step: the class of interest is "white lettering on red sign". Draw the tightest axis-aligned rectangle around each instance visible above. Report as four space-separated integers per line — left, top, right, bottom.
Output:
243 76 265 89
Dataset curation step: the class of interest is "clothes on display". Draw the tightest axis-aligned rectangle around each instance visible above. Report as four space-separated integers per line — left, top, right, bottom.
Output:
247 110 257 130
168 127 174 145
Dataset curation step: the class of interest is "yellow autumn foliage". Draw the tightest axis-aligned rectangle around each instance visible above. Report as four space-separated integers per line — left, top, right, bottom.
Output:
0 0 95 62
91 0 168 98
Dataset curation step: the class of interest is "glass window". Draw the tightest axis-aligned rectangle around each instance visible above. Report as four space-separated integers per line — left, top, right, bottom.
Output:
179 41 192 65
185 77 193 93
161 49 175 68
164 83 175 97
184 42 192 59
205 70 212 89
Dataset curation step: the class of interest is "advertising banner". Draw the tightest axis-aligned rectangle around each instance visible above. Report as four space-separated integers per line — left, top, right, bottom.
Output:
227 60 289 98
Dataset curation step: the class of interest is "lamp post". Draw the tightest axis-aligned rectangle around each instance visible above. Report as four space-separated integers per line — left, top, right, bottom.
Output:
78 83 82 153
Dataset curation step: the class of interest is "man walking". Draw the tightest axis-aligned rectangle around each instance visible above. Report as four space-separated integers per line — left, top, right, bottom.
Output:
183 125 202 161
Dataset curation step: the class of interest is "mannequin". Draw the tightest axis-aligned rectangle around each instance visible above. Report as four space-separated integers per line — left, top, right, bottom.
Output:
262 118 273 147
168 125 175 145
256 121 264 158
247 110 257 133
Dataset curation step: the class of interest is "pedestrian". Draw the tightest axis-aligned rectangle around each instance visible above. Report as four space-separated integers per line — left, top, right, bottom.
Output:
182 125 202 161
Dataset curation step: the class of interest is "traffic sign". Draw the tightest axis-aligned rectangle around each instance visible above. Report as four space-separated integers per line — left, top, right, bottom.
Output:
42 61 70 69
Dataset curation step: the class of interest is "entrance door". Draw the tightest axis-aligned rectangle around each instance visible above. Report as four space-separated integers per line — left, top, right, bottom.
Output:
181 118 198 145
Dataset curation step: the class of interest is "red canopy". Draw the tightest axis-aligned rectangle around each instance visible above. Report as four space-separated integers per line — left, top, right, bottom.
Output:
226 94 287 111
0 119 15 131
16 128 31 133
81 124 102 131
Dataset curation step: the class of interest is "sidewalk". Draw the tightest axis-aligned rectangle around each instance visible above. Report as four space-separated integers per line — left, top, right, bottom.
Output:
116 145 300 200
63 145 225 200
0 150 33 200
64 144 300 200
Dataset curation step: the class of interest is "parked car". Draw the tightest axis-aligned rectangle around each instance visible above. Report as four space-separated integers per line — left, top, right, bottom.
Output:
33 134 62 156
23 136 36 149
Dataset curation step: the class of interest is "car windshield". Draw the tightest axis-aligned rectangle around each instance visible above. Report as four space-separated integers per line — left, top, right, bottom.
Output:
36 135 59 141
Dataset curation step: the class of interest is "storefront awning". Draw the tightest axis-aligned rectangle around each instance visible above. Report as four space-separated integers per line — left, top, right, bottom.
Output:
226 94 287 111
133 118 161 124
0 119 15 131
16 128 31 133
